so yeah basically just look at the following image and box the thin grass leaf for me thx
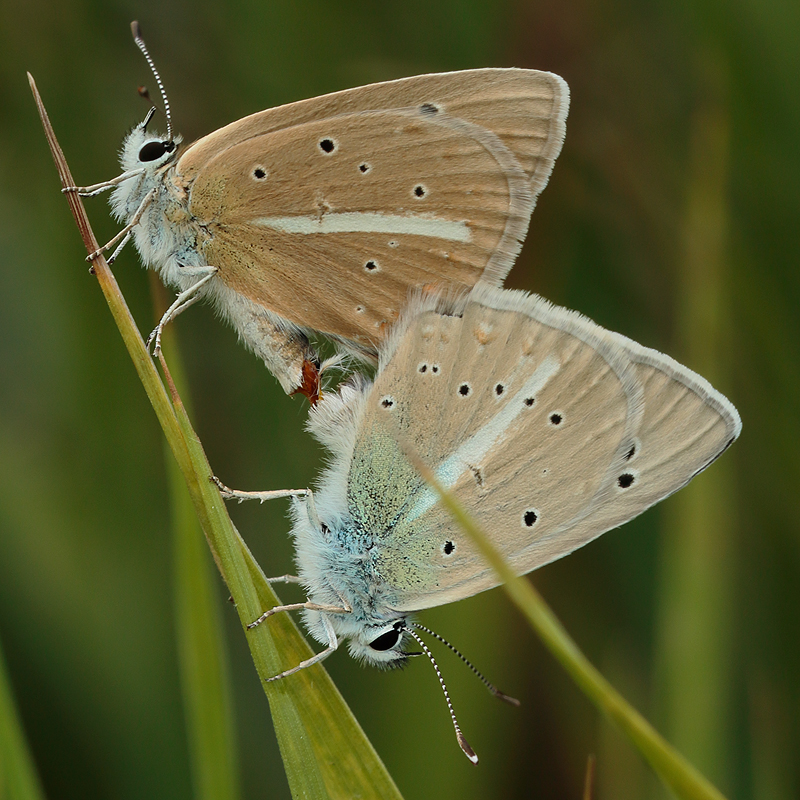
[152,278,241,800]
[29,74,403,800]
[166,381,241,800]
[408,455,728,800]
[654,45,736,791]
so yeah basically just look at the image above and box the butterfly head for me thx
[122,24,180,173]
[291,496,413,669]
[346,619,412,669]
[119,112,179,173]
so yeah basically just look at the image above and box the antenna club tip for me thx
[131,21,142,40]
[457,733,479,764]
[495,691,521,707]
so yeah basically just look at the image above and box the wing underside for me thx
[342,284,740,612]
[180,70,568,346]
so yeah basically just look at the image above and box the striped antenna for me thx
[404,626,479,764]
[411,622,520,706]
[130,21,173,141]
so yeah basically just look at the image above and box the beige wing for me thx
[548,331,741,549]
[345,285,644,611]
[178,70,568,349]
[178,69,568,195]
[352,287,739,612]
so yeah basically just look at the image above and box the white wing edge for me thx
[604,328,742,450]
[529,71,570,201]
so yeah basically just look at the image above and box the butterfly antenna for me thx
[411,623,520,707]
[130,21,173,142]
[403,627,478,764]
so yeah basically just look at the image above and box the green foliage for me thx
[1,1,798,798]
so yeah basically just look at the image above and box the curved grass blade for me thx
[410,456,728,800]
[29,73,403,800]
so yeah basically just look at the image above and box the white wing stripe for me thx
[253,212,472,242]
[407,356,560,521]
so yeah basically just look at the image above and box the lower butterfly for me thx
[219,283,741,761]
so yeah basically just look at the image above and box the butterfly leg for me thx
[146,267,218,356]
[264,574,303,584]
[62,167,146,197]
[256,604,342,683]
[212,476,308,504]
[266,648,338,682]
[84,187,157,265]
[247,600,351,630]
[263,613,341,682]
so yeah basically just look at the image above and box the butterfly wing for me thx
[552,331,742,544]
[342,285,739,613]
[178,68,567,199]
[345,285,645,610]
[177,69,568,350]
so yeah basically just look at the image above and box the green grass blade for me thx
[169,439,242,800]
[156,296,241,800]
[30,74,403,800]
[410,457,728,800]
[0,635,47,800]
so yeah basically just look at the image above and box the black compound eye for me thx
[138,140,173,162]
[369,628,401,651]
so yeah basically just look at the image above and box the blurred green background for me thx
[1,0,798,798]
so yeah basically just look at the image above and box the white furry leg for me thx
[63,167,146,197]
[266,646,338,682]
[260,612,341,682]
[246,600,351,630]
[86,187,156,263]
[212,476,309,504]
[147,267,218,355]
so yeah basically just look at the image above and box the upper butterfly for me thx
[70,22,568,401]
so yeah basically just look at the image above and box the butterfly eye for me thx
[369,628,401,651]
[138,140,174,162]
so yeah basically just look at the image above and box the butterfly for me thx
[223,282,741,760]
[70,22,569,402]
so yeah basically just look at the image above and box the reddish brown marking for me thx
[292,359,322,405]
